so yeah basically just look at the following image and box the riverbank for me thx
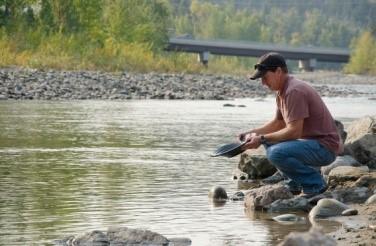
[1,68,376,100]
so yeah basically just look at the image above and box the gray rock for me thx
[244,184,293,211]
[328,165,369,184]
[344,115,376,168]
[71,230,109,246]
[365,194,376,205]
[321,155,360,176]
[232,168,248,181]
[330,187,371,203]
[238,152,276,179]
[341,208,358,216]
[168,237,192,246]
[107,227,169,245]
[334,119,347,145]
[278,227,336,246]
[208,186,228,201]
[272,214,305,224]
[267,196,311,213]
[309,198,350,219]
[230,191,245,201]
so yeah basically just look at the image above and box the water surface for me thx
[0,97,375,245]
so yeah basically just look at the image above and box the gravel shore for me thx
[0,68,376,100]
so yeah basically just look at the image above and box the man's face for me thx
[261,69,280,91]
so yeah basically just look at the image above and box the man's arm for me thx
[243,119,304,149]
[250,117,286,135]
[239,115,285,141]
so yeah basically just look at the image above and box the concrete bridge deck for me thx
[165,38,350,70]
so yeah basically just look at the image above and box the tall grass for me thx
[0,30,253,74]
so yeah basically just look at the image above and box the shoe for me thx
[298,185,327,199]
[261,171,284,184]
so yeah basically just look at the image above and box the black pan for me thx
[211,141,246,158]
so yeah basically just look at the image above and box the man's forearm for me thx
[249,119,285,135]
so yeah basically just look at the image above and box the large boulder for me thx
[344,115,376,168]
[278,227,336,246]
[238,148,276,179]
[244,184,293,211]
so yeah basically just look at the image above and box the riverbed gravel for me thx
[0,68,375,100]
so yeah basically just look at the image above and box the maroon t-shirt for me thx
[276,76,341,155]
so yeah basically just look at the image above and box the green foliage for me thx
[0,0,374,74]
[345,31,376,75]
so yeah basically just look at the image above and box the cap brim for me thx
[248,69,265,80]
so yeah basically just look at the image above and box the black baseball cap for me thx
[249,52,287,80]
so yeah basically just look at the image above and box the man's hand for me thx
[238,132,256,142]
[243,135,262,150]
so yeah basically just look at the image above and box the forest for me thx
[0,0,375,74]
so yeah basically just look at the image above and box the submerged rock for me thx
[272,214,305,223]
[278,227,336,246]
[208,186,228,201]
[54,227,191,246]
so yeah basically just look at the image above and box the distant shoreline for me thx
[0,67,375,100]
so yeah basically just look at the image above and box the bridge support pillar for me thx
[299,58,317,71]
[198,51,209,67]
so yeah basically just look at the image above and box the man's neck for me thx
[277,74,289,93]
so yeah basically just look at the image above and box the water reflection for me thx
[0,99,374,245]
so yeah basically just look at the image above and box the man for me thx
[239,52,341,198]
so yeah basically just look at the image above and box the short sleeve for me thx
[284,89,309,123]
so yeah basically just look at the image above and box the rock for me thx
[272,214,305,224]
[168,237,192,246]
[55,227,189,246]
[208,186,228,201]
[223,103,236,107]
[71,230,109,246]
[230,191,245,201]
[354,172,376,190]
[328,165,369,184]
[309,198,350,219]
[267,196,311,213]
[341,208,358,216]
[244,184,293,211]
[232,168,248,181]
[107,227,169,245]
[278,227,336,246]
[238,152,276,179]
[330,187,371,203]
[365,194,376,205]
[321,155,360,176]
[335,119,347,144]
[344,115,376,168]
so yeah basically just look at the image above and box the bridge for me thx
[165,38,350,71]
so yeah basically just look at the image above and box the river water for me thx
[0,97,375,245]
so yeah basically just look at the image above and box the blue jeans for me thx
[264,139,336,194]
